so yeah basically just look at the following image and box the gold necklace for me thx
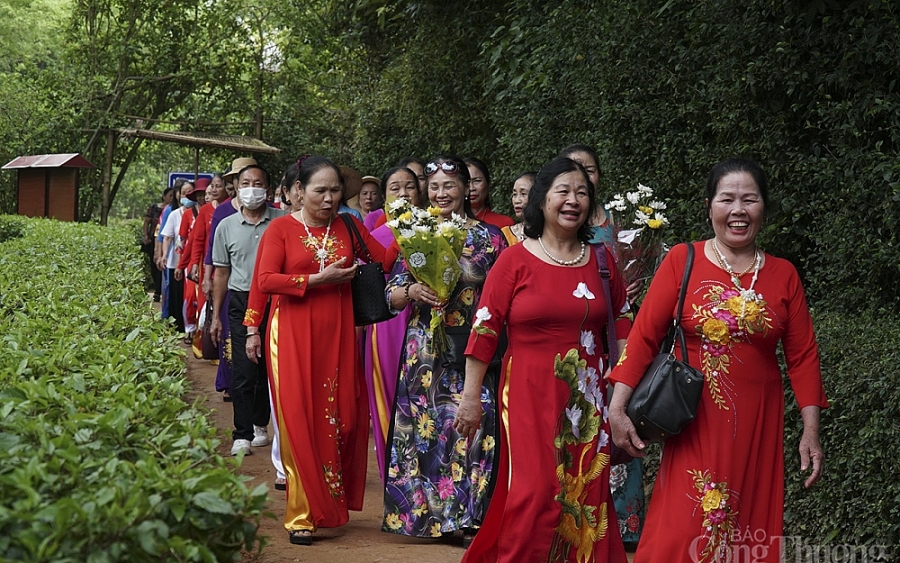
[711,239,758,278]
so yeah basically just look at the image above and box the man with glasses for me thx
[210,164,286,456]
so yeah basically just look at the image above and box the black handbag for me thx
[340,214,396,326]
[625,243,705,442]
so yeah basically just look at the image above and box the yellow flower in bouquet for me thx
[386,197,467,350]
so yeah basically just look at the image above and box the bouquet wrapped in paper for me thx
[606,183,670,287]
[385,197,467,350]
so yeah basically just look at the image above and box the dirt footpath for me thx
[183,351,464,563]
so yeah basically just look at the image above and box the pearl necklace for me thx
[299,210,333,272]
[538,237,586,266]
[711,238,761,319]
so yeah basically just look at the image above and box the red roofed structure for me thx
[2,153,95,221]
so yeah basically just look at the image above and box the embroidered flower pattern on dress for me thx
[243,307,261,325]
[324,373,344,447]
[323,464,344,498]
[289,275,306,289]
[692,282,773,409]
[688,469,739,563]
[302,233,343,268]
[550,348,611,562]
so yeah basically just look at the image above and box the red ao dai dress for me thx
[462,242,631,563]
[611,242,828,563]
[244,213,398,532]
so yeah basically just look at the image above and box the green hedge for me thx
[0,217,266,562]
[783,308,899,555]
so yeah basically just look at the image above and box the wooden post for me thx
[101,130,114,226]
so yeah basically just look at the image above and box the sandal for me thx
[275,477,286,491]
[462,528,476,549]
[223,392,232,403]
[289,530,312,545]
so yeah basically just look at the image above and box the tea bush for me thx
[0,217,266,562]
[0,214,25,242]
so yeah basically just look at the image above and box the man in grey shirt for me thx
[210,164,286,456]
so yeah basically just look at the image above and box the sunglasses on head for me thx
[424,161,460,177]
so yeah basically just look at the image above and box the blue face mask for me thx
[180,197,197,208]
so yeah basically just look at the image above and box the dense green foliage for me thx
[3,1,896,313]
[783,309,899,554]
[0,215,25,242]
[329,0,900,314]
[0,216,266,561]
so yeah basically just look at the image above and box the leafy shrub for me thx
[0,214,25,242]
[783,308,899,555]
[0,218,266,562]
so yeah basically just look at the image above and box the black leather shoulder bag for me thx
[625,243,705,442]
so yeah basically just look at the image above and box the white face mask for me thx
[239,187,267,210]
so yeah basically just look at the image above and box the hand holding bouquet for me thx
[605,183,670,287]
[386,198,468,350]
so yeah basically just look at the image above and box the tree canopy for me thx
[1,0,898,313]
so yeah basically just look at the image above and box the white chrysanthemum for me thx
[626,192,640,205]
[649,200,667,210]
[573,282,595,300]
[607,199,628,212]
[400,228,416,239]
[413,225,431,233]
[637,183,653,196]
[654,212,669,224]
[634,209,650,225]
[387,219,400,229]
[388,199,408,213]
[408,252,427,268]
[449,213,467,228]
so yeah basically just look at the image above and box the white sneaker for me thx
[231,439,252,456]
[251,425,270,447]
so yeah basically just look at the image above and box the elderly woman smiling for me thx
[608,157,828,563]
[382,156,506,547]
[455,156,631,563]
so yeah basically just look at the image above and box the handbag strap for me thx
[339,213,375,263]
[591,244,619,368]
[672,242,695,362]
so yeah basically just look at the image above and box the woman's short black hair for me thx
[463,156,492,209]
[523,157,596,242]
[379,166,419,202]
[426,155,474,219]
[295,156,343,191]
[397,156,425,169]
[558,143,600,172]
[705,157,770,220]
[514,171,537,186]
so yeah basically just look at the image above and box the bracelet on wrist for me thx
[247,332,259,338]
[404,283,413,302]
